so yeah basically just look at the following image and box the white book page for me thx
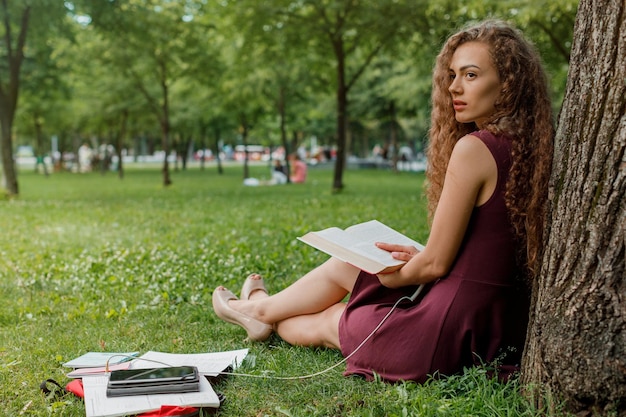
[298,220,424,273]
[344,220,424,261]
[345,220,424,249]
[312,227,365,248]
[133,349,249,376]
[301,226,398,267]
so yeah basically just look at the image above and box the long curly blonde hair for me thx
[426,20,555,278]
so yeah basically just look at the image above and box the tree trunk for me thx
[522,0,626,415]
[389,101,399,173]
[212,126,223,175]
[0,3,30,196]
[240,116,250,180]
[332,39,347,193]
[115,110,128,180]
[161,121,172,186]
[278,85,290,181]
[0,111,18,195]
[198,121,207,171]
[159,62,172,187]
[33,114,48,176]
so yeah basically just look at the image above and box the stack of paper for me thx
[80,349,248,417]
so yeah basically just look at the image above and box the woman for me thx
[288,153,308,183]
[212,20,554,382]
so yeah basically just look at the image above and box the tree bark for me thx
[332,37,347,193]
[522,0,626,415]
[0,108,18,194]
[0,2,30,196]
[239,115,250,180]
[160,120,172,186]
[33,113,48,176]
[212,125,224,175]
[157,60,171,186]
[115,110,128,180]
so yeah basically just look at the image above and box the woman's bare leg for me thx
[230,257,359,329]
[274,303,346,349]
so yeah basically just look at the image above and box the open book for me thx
[297,220,425,274]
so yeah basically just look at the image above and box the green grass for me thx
[0,163,554,416]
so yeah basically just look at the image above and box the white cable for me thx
[220,284,425,380]
[105,355,173,372]
[103,286,426,380]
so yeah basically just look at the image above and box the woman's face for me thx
[448,41,501,127]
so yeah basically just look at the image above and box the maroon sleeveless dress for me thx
[338,130,529,382]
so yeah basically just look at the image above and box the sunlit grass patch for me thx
[0,165,556,416]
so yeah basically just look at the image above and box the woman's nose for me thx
[448,77,460,94]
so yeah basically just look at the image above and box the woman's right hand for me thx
[375,242,420,262]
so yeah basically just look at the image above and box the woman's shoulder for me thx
[467,129,504,141]
[457,131,512,177]
[451,135,495,171]
[454,130,491,152]
[467,129,512,145]
[465,130,512,158]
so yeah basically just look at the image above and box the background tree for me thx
[522,0,625,414]
[0,0,68,195]
[4,0,577,194]
[82,0,213,187]
[351,53,423,168]
[218,35,270,180]
[14,26,73,177]
[69,25,146,177]
[238,0,425,192]
[228,2,319,181]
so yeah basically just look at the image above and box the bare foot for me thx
[241,273,269,300]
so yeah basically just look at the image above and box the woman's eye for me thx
[466,72,477,79]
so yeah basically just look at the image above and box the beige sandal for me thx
[212,287,273,342]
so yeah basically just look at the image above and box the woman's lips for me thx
[453,100,467,111]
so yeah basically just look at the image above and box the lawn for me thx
[0,163,554,416]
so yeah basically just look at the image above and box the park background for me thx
[0,0,576,194]
[6,1,624,417]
